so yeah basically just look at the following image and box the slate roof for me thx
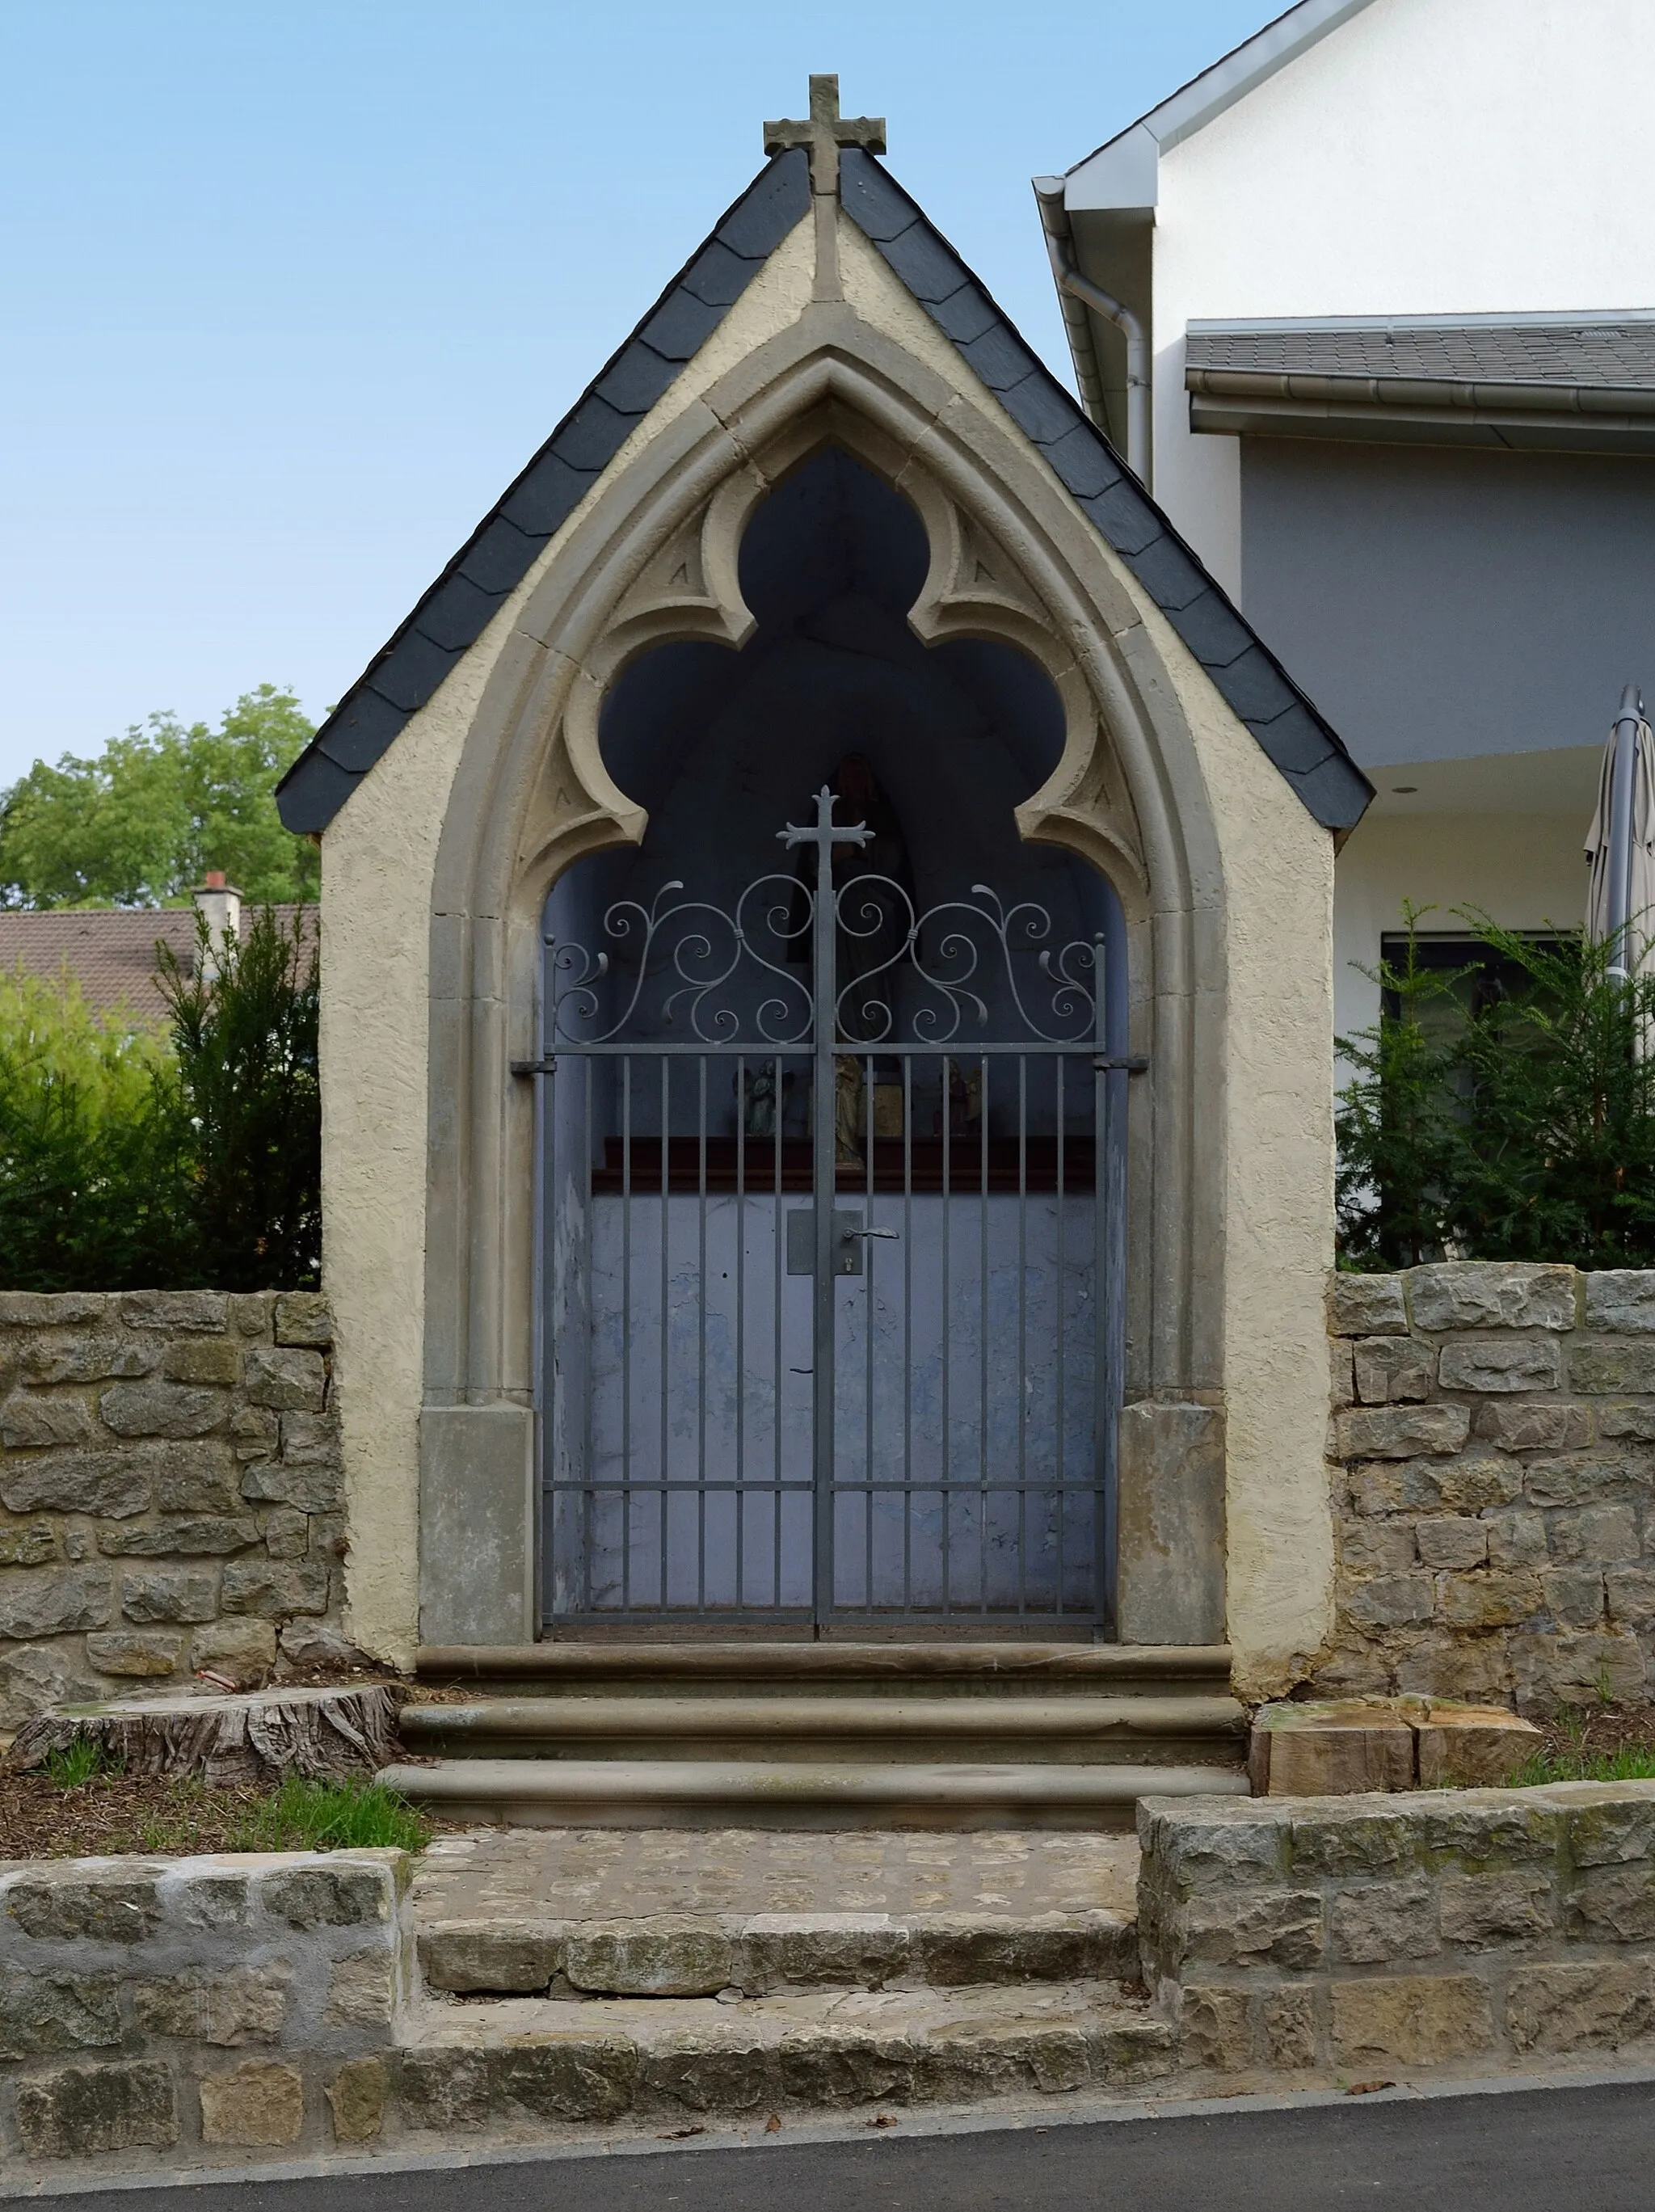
[0,907,315,1026]
[1186,320,1655,390]
[277,146,1371,838]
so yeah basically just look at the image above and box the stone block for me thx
[1599,1403,1655,1442]
[119,1291,227,1332]
[491,2034,638,2121]
[260,1861,392,1928]
[263,1508,310,1560]
[0,1642,86,1729]
[1586,1273,1655,1334]
[1330,1338,1355,1410]
[245,1346,326,1412]
[566,1915,734,1995]
[1572,1341,1655,1395]
[1252,1704,1416,1796]
[6,1869,162,1942]
[420,1923,563,1993]
[275,1293,333,1348]
[99,1515,261,1557]
[1507,1961,1655,2053]
[327,2057,386,2142]
[1551,1504,1640,1562]
[0,1387,95,1447]
[1567,1861,1655,1941]
[1337,1405,1470,1461]
[1116,1401,1226,1643]
[86,1630,181,1677]
[0,1564,112,1638]
[199,2060,305,2147]
[1352,1452,1521,1514]
[1606,1567,1655,1625]
[1289,1805,1417,1879]
[1526,1452,1654,1506]
[734,1914,909,1991]
[396,2046,494,2130]
[0,1292,105,1325]
[1474,1401,1581,1451]
[326,1953,398,2026]
[1139,1802,1291,1889]
[1260,1984,1319,2070]
[0,1519,58,1565]
[279,1620,364,1666]
[0,1974,121,2058]
[100,1380,229,1439]
[1178,1889,1324,1971]
[220,1557,331,1616]
[1407,1264,1576,1333]
[152,1443,242,1513]
[777,2027,916,2106]
[16,2060,178,2158]
[1394,1635,1515,1706]
[643,2029,774,2113]
[162,1338,242,1387]
[1175,1984,1254,2072]
[1438,1339,1561,1393]
[277,1409,342,1464]
[1338,1520,1417,1573]
[1439,1871,1555,1949]
[120,1567,217,1624]
[1341,1573,1436,1631]
[1413,1709,1541,1788]
[1413,1517,1488,1569]
[1542,1569,1607,1626]
[1511,1627,1647,1713]
[1329,1275,1408,1336]
[231,1406,280,1460]
[192,1617,278,1677]
[19,1330,159,1384]
[229,1291,278,1337]
[1329,1876,1440,1964]
[1354,1338,1435,1405]
[0,1443,144,1520]
[1562,1790,1655,1866]
[241,1459,343,1513]
[168,1870,253,1929]
[134,1968,287,2046]
[1484,1509,1550,1566]
[1329,1974,1495,2067]
[1440,1569,1542,1628]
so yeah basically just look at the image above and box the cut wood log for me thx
[4,1683,406,1788]
[1249,1701,1416,1796]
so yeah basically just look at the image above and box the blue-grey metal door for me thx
[531,790,1126,1631]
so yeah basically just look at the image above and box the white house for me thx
[1038,0,1655,1047]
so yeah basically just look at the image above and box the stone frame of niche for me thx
[416,301,1228,1650]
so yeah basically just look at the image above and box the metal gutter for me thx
[1186,362,1655,452]
[1034,185,1148,479]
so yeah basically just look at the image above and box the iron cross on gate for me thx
[763,74,886,194]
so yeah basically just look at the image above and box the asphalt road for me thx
[29,2083,1655,2212]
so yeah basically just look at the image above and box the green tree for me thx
[0,685,318,909]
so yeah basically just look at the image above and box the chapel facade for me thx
[276,82,1371,1703]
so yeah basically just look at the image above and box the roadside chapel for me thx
[277,82,1372,1704]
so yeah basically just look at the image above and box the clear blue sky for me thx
[1,0,1274,789]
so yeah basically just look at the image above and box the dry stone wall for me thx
[0,1848,408,2162]
[1140,1784,1655,2078]
[1320,1264,1655,1713]
[0,1292,347,1726]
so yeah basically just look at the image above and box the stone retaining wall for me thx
[1320,1263,1655,1712]
[0,1848,408,2161]
[0,1291,347,1725]
[1140,1783,1655,2078]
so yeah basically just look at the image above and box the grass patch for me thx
[1514,1743,1655,1787]
[44,1738,119,1789]
[225,1773,432,1854]
[1510,1702,1655,1787]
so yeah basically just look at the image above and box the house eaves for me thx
[1059,0,1381,214]
[1187,313,1655,454]
[278,145,1372,840]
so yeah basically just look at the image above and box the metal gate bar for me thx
[532,790,1134,1630]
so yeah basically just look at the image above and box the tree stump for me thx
[5,1683,406,1788]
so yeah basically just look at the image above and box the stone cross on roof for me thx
[764,74,886,195]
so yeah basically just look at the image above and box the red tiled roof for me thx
[0,905,316,1026]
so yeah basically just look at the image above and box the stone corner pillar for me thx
[1115,1400,1226,1645]
[418,1405,536,1646]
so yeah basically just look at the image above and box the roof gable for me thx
[1059,0,1382,213]
[279,139,1370,838]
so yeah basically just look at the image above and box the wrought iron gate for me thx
[531,791,1128,1630]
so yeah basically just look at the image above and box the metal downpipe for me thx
[1607,681,1643,984]
[1038,225,1151,484]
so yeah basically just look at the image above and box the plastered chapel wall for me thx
[319,219,817,1666]
[839,221,1338,1692]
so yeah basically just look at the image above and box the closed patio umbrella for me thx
[1586,683,1655,987]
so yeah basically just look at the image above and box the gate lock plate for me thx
[785,1208,898,1276]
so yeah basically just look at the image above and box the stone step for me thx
[400,1692,1246,1765]
[396,1980,1177,2129]
[380,1755,1249,1830]
[418,1906,1139,1996]
[415,1641,1233,1700]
